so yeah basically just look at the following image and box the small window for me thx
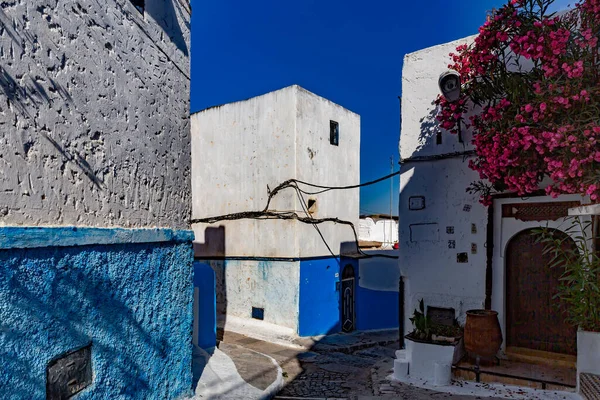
[330,120,339,146]
[251,307,264,320]
[130,0,144,14]
[436,131,442,145]
[307,198,317,214]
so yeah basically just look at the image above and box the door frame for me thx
[341,264,356,333]
[491,195,587,354]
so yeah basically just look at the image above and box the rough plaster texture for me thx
[0,237,194,399]
[0,0,191,228]
[210,259,300,331]
[192,85,360,259]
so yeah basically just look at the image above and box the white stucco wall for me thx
[359,218,398,244]
[400,36,590,348]
[208,259,300,330]
[399,37,485,332]
[295,86,360,258]
[191,85,360,258]
[0,0,191,229]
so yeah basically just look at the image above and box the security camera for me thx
[438,70,461,102]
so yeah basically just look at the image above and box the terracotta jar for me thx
[464,309,503,358]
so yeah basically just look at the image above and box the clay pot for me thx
[464,309,503,358]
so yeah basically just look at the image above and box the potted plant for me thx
[403,299,465,382]
[535,217,600,393]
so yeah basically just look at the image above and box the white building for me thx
[399,36,587,365]
[191,85,361,336]
[359,215,399,247]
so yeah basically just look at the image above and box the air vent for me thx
[251,307,264,320]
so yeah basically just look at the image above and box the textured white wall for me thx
[358,218,398,244]
[0,0,191,228]
[399,37,487,332]
[295,86,360,258]
[192,85,360,258]
[219,260,300,330]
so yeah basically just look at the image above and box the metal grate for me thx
[581,373,600,400]
[501,201,580,222]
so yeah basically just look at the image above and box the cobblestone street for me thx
[219,331,502,400]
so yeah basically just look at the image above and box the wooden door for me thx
[506,228,577,355]
[341,265,355,333]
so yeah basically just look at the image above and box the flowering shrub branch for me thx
[436,0,600,205]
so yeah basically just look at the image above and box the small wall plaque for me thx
[409,196,426,211]
[457,252,468,263]
[47,344,92,400]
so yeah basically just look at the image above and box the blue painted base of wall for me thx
[355,286,399,331]
[298,258,340,337]
[193,261,217,349]
[0,232,194,400]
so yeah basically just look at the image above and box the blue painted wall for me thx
[355,286,399,331]
[298,258,340,336]
[193,261,216,349]
[0,233,194,399]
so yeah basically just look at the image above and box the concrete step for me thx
[505,346,577,369]
[452,356,576,391]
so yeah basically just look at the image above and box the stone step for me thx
[452,357,576,391]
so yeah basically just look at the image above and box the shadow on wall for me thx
[0,0,189,190]
[0,242,193,399]
[192,226,226,390]
[145,0,190,56]
[399,99,483,331]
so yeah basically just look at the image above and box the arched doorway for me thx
[341,265,355,333]
[505,228,577,355]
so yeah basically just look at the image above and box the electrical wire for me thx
[190,171,401,259]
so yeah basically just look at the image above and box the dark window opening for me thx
[330,120,339,146]
[130,0,144,14]
[307,198,317,214]
[251,307,264,320]
[436,131,442,145]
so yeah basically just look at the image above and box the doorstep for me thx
[453,354,577,391]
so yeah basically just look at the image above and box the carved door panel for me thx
[506,229,577,355]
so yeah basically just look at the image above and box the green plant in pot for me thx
[408,299,463,343]
[409,299,432,341]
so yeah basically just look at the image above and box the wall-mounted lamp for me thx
[438,70,461,102]
[438,70,464,143]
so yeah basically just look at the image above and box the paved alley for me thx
[217,331,506,400]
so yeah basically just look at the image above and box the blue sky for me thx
[190,0,572,216]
